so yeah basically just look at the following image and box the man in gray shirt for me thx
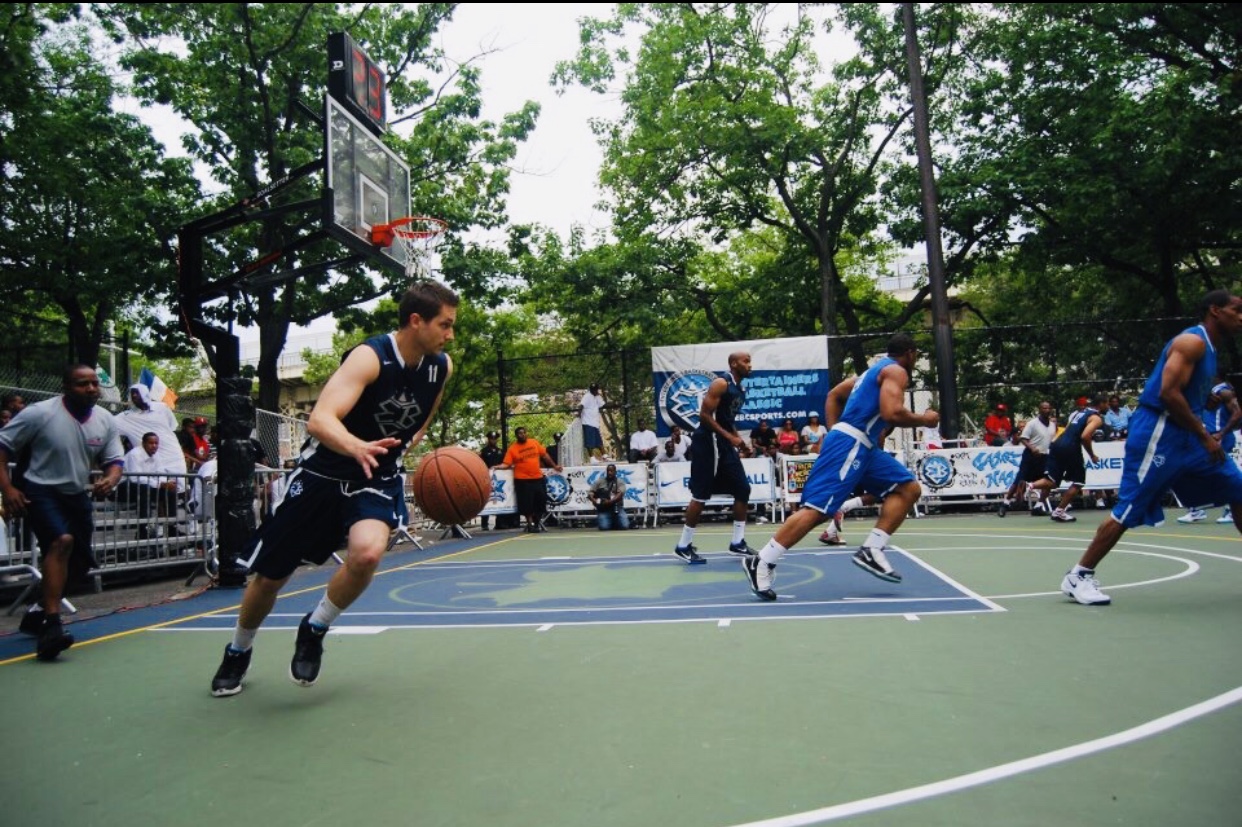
[0,365,124,660]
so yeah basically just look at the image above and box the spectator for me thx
[801,414,827,453]
[116,383,186,499]
[628,419,660,464]
[2,393,27,417]
[984,403,1013,447]
[667,425,691,461]
[652,439,680,465]
[478,431,503,530]
[750,419,778,459]
[1103,395,1132,440]
[0,365,124,661]
[179,416,211,471]
[0,409,10,428]
[116,432,178,539]
[578,384,606,456]
[588,463,631,531]
[777,418,802,454]
[496,426,562,533]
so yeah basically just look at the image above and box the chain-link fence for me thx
[498,348,653,466]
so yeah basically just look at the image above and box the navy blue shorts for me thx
[23,482,95,563]
[1043,445,1086,486]
[688,429,749,503]
[582,424,603,451]
[241,468,407,580]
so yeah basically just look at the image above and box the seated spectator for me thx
[628,419,660,463]
[1103,395,1132,440]
[801,414,827,453]
[667,425,691,461]
[653,439,680,465]
[984,403,1013,447]
[750,419,778,459]
[588,463,630,531]
[116,432,179,539]
[777,418,802,454]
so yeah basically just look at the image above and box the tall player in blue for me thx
[745,334,939,600]
[1061,290,1242,606]
[673,351,755,564]
[210,281,457,696]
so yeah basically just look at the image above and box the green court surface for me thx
[2,511,1240,827]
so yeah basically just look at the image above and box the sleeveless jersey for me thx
[300,333,448,480]
[1052,407,1100,453]
[1138,324,1216,417]
[838,356,898,445]
[699,372,745,439]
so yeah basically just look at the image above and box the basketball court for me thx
[3,511,1240,827]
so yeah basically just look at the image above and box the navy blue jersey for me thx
[700,372,746,438]
[1052,407,1101,453]
[300,333,449,480]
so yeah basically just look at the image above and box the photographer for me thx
[589,464,630,531]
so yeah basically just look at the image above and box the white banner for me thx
[909,441,1127,497]
[651,336,829,437]
[480,464,649,516]
[653,457,777,506]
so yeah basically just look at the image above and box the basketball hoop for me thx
[370,216,448,279]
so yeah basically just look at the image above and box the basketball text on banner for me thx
[651,336,830,438]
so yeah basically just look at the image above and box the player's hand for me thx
[1201,432,1226,463]
[92,475,118,499]
[354,437,402,479]
[1,484,28,518]
[922,410,941,427]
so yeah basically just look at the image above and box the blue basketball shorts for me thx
[798,431,913,515]
[242,467,407,580]
[1111,406,1242,528]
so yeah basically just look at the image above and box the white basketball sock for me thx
[759,539,787,566]
[309,596,343,629]
[863,528,891,549]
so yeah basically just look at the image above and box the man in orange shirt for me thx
[496,426,563,533]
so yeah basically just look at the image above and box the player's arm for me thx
[1220,389,1242,437]
[699,377,742,449]
[1079,414,1103,463]
[539,447,562,473]
[0,445,27,517]
[1158,333,1223,461]
[92,424,125,498]
[824,376,858,427]
[878,364,939,429]
[307,345,400,479]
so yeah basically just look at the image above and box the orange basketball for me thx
[412,446,492,526]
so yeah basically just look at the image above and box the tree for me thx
[98,3,539,411]
[553,4,949,375]
[0,14,200,368]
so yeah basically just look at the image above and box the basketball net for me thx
[370,216,448,279]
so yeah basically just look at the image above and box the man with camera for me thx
[589,464,631,530]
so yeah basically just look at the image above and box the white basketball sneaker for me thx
[1061,570,1111,606]
[1216,506,1233,524]
[1177,508,1207,524]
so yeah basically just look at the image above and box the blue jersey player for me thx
[1062,290,1242,606]
[211,281,457,696]
[744,334,939,600]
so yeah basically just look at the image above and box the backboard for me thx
[324,94,412,275]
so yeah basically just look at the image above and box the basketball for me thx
[412,446,492,526]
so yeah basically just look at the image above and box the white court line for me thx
[536,624,553,632]
[903,614,919,622]
[722,685,1242,827]
[718,619,731,627]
